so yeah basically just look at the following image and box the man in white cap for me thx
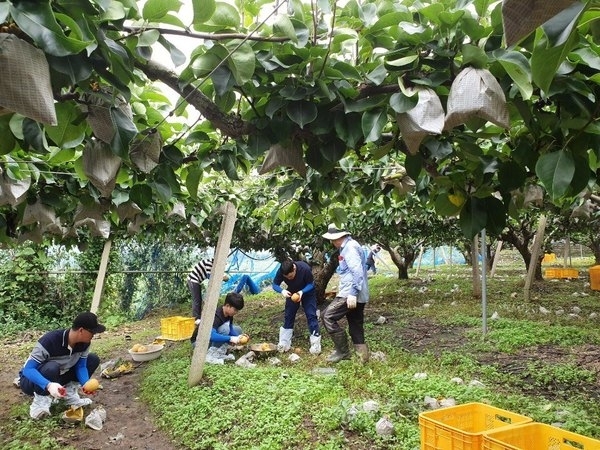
[321,224,370,363]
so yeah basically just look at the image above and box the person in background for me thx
[271,260,321,354]
[187,257,230,344]
[366,244,381,274]
[321,224,370,364]
[187,257,214,323]
[18,312,105,419]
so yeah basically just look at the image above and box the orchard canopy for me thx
[1,0,600,245]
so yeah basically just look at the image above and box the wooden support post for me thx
[472,235,481,298]
[90,239,112,314]
[188,202,237,386]
[489,240,503,278]
[524,215,547,301]
[415,246,424,277]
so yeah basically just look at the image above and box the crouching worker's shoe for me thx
[30,393,52,419]
[64,382,92,408]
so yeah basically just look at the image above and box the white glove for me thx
[47,382,65,398]
[346,295,357,309]
[230,335,241,344]
[281,289,292,298]
[194,318,201,325]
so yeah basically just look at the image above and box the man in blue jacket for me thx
[18,312,105,419]
[322,224,370,363]
[272,260,321,354]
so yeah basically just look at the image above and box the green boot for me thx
[326,331,351,363]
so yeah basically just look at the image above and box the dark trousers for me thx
[20,353,100,396]
[322,296,366,344]
[283,297,320,335]
[188,280,203,319]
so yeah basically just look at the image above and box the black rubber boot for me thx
[326,331,351,363]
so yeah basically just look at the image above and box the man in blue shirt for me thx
[272,260,321,354]
[322,224,370,363]
[18,312,105,419]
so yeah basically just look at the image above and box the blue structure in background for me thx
[420,246,466,266]
[220,249,279,295]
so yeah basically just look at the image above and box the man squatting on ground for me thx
[18,312,105,419]
[322,224,370,363]
[271,259,321,354]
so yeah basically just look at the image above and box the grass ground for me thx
[2,252,600,449]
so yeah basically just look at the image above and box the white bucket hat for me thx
[322,223,350,240]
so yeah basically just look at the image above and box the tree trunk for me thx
[501,227,544,281]
[312,249,339,304]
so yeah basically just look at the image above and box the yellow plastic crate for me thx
[542,253,557,264]
[589,266,600,291]
[545,268,579,279]
[160,316,195,341]
[483,422,600,450]
[419,403,532,450]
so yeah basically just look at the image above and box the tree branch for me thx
[123,26,289,42]
[137,60,254,139]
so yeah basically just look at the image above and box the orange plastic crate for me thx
[160,316,195,340]
[419,403,532,450]
[483,422,600,450]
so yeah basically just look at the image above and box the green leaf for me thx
[218,152,240,180]
[110,107,138,158]
[130,183,153,209]
[157,35,186,67]
[47,147,76,165]
[531,23,579,93]
[535,150,575,200]
[461,44,488,68]
[225,40,255,85]
[459,197,487,239]
[207,1,240,29]
[273,14,297,42]
[9,1,91,56]
[493,50,533,100]
[192,0,215,24]
[362,108,388,143]
[541,2,585,47]
[46,103,86,149]
[46,54,94,83]
[142,0,181,22]
[0,3,9,22]
[389,92,418,114]
[0,116,16,155]
[185,166,202,200]
[286,101,317,129]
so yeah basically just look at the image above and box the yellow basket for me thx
[589,266,600,291]
[483,422,600,450]
[542,253,556,264]
[160,316,195,341]
[419,403,532,450]
[545,268,579,279]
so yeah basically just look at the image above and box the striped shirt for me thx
[187,258,213,284]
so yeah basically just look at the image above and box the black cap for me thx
[73,312,106,334]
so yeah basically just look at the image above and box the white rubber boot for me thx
[64,382,92,407]
[277,327,293,352]
[309,333,322,355]
[30,393,52,419]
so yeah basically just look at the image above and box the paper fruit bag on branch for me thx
[82,140,122,198]
[502,0,578,46]
[444,67,509,131]
[0,34,57,125]
[396,87,445,155]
